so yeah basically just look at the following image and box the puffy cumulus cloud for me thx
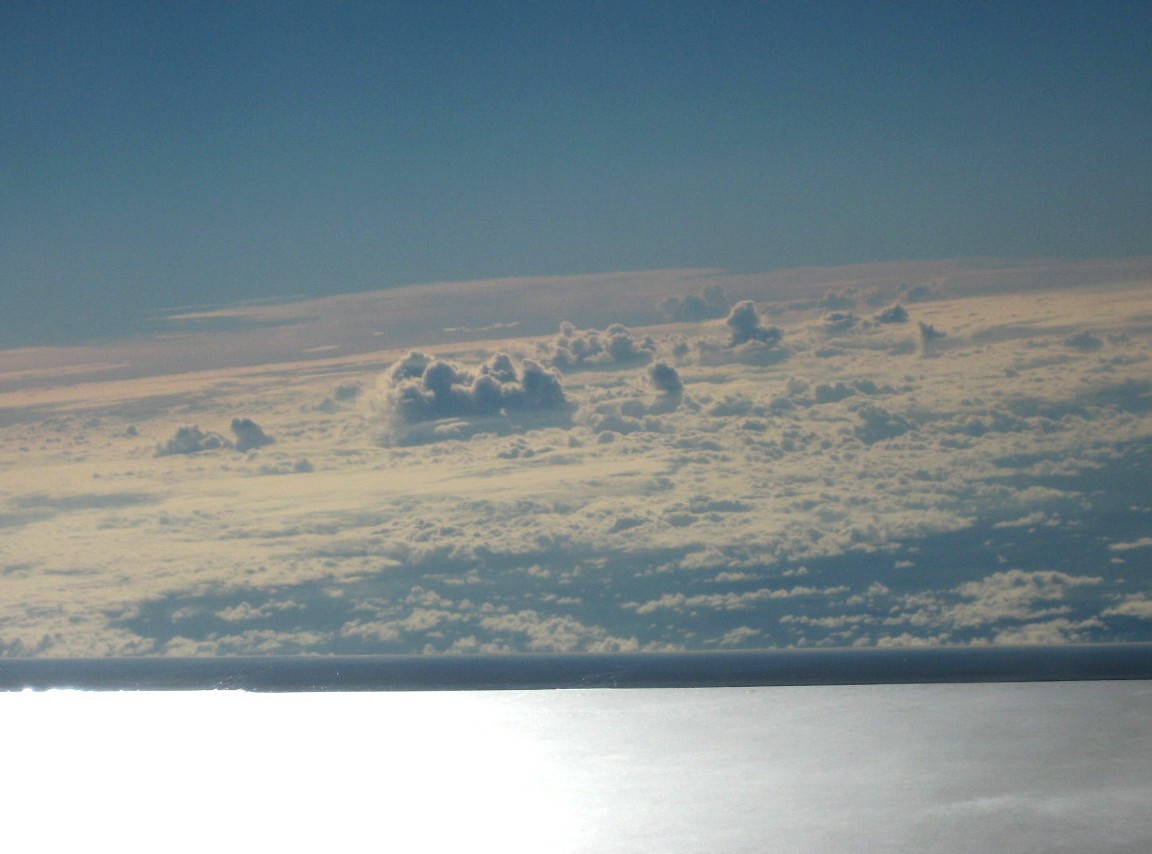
[396,352,565,420]
[542,322,655,371]
[576,367,700,434]
[853,403,915,444]
[155,425,230,457]
[377,351,570,443]
[156,418,274,457]
[162,628,329,656]
[659,284,730,322]
[583,396,665,436]
[474,610,642,653]
[256,457,315,475]
[991,617,1104,645]
[947,570,1103,628]
[880,570,1107,643]
[231,418,275,452]
[871,632,952,647]
[648,362,683,396]
[821,311,858,333]
[1103,595,1152,619]
[874,304,909,324]
[685,301,787,366]
[726,301,781,347]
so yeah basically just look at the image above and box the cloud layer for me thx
[1,267,1150,656]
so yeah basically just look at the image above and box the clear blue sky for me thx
[3,0,1150,345]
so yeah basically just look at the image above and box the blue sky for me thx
[3,0,1150,345]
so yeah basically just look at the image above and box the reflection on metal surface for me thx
[7,681,1151,851]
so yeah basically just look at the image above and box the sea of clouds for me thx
[1,271,1150,656]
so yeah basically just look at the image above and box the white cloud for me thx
[992,618,1103,645]
[476,610,643,653]
[541,322,655,370]
[1102,597,1152,619]
[626,586,849,615]
[1109,537,1152,552]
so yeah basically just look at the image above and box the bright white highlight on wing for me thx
[5,682,1151,851]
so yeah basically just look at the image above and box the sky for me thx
[3,0,1151,346]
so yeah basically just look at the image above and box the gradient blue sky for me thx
[3,1,1150,345]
